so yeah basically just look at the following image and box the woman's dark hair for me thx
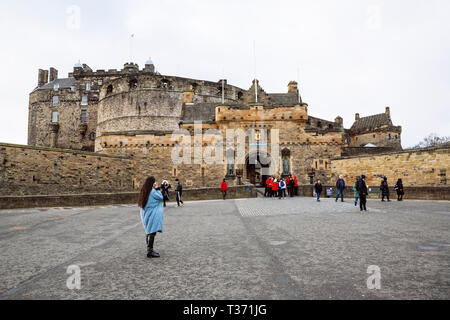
[138,176,156,209]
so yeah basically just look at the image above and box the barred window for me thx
[52,96,59,107]
[52,111,58,123]
[81,110,87,123]
[81,96,88,106]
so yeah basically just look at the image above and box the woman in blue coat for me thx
[138,176,164,258]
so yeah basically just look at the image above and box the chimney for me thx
[49,67,58,82]
[385,106,391,118]
[335,116,343,128]
[38,69,49,87]
[355,113,360,121]
[288,81,298,94]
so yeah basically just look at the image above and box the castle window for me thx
[86,82,91,91]
[389,133,392,140]
[161,79,170,88]
[89,133,96,141]
[53,83,59,91]
[129,79,138,89]
[81,96,88,106]
[238,92,243,100]
[373,134,376,138]
[52,111,58,123]
[317,121,322,129]
[70,86,76,92]
[52,96,59,107]
[81,110,87,123]
[107,85,113,94]
[328,124,333,129]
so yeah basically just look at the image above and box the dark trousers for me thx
[279,189,286,199]
[289,187,295,197]
[382,194,390,201]
[360,195,367,211]
[264,187,270,197]
[272,190,278,198]
[176,192,183,206]
[222,190,227,200]
[336,189,344,201]
[397,192,403,201]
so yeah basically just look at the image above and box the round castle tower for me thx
[95,61,243,152]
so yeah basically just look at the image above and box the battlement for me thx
[215,104,308,122]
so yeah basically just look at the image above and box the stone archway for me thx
[245,152,271,186]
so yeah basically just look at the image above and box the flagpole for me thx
[297,67,300,103]
[130,34,134,62]
[253,40,258,103]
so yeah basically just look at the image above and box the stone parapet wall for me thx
[331,146,449,187]
[0,186,256,209]
[298,185,450,200]
[0,143,134,196]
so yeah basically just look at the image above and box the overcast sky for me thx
[0,0,449,148]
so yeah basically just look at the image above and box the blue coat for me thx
[140,189,164,235]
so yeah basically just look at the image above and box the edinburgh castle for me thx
[0,60,447,208]
[27,61,403,185]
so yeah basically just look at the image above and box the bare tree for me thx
[413,133,450,149]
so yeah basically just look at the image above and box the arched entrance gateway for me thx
[245,152,271,186]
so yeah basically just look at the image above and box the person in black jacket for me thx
[394,179,404,201]
[335,175,346,202]
[380,177,391,202]
[161,180,171,207]
[357,175,368,212]
[175,179,184,207]
[314,180,323,202]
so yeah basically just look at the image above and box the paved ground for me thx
[0,196,449,300]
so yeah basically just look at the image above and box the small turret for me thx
[288,81,298,94]
[335,116,343,128]
[355,113,360,121]
[144,58,155,73]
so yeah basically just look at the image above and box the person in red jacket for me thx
[265,176,273,197]
[271,179,279,198]
[220,178,228,200]
[294,176,299,196]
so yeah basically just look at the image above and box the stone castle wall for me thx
[28,86,98,151]
[0,143,134,196]
[331,146,450,187]
[349,130,402,150]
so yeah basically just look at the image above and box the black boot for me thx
[147,234,160,258]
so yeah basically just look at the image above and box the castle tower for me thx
[144,58,155,74]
